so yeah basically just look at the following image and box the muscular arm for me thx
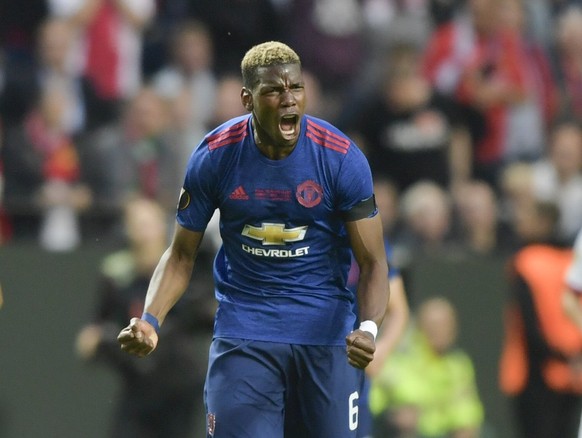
[347,214,390,326]
[345,214,390,368]
[143,224,204,323]
[117,223,204,357]
[365,275,409,378]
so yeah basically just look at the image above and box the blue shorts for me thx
[357,377,373,438]
[204,338,365,438]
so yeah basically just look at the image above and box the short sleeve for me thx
[336,145,376,218]
[176,145,218,231]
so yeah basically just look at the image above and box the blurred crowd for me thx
[3,0,582,437]
[1,0,582,257]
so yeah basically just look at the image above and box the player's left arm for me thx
[366,275,409,377]
[345,214,390,369]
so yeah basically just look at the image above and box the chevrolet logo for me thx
[242,223,307,245]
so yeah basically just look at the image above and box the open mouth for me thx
[279,114,299,137]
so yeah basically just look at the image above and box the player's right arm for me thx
[117,223,205,357]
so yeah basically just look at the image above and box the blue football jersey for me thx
[177,114,376,346]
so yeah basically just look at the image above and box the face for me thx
[418,299,457,355]
[126,90,168,137]
[175,31,212,73]
[551,124,582,177]
[242,63,306,150]
[125,199,167,247]
[39,21,72,70]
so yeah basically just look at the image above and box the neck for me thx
[253,125,295,160]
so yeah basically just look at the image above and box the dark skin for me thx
[118,62,389,369]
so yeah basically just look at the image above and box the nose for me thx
[280,88,296,107]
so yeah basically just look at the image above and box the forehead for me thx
[255,63,303,85]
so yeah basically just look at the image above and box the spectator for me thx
[499,200,582,438]
[498,162,535,227]
[453,179,516,256]
[79,86,181,219]
[373,177,402,242]
[284,0,367,117]
[49,0,156,105]
[370,296,484,438]
[1,81,92,249]
[423,0,540,189]
[398,180,456,255]
[499,0,559,151]
[347,43,472,193]
[531,118,582,244]
[75,196,216,438]
[0,16,116,132]
[361,0,431,53]
[551,6,582,122]
[151,20,217,167]
[34,18,113,132]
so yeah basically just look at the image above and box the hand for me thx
[117,317,159,357]
[75,324,103,360]
[346,329,375,369]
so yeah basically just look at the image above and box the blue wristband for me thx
[141,312,160,333]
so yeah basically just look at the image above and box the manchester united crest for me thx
[296,180,323,208]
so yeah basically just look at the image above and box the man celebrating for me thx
[118,41,389,437]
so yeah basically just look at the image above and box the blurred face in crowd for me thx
[213,75,245,125]
[550,123,582,180]
[500,163,534,210]
[384,52,429,111]
[456,181,498,232]
[125,89,169,138]
[403,183,451,245]
[242,63,306,154]
[512,202,556,243]
[499,0,526,32]
[124,198,167,249]
[469,0,501,35]
[38,19,73,72]
[302,69,323,117]
[174,26,213,75]
[418,298,458,355]
[374,179,399,234]
[557,8,582,55]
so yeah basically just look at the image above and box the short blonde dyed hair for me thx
[241,41,301,88]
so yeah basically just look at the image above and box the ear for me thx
[241,87,253,112]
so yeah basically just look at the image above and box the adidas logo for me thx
[229,185,249,200]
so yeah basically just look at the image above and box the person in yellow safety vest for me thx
[370,297,484,438]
